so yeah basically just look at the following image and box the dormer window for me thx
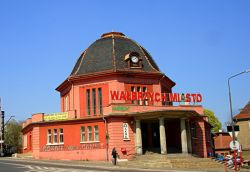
[124,52,142,68]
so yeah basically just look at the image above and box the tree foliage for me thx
[204,109,222,132]
[4,119,22,152]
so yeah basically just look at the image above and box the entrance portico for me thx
[134,110,198,155]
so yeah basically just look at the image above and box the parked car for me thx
[216,155,225,161]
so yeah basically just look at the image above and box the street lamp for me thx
[228,69,250,170]
[228,69,250,121]
[228,69,250,142]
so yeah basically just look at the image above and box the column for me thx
[159,117,167,154]
[186,119,192,153]
[180,118,188,154]
[135,119,142,155]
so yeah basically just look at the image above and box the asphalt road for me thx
[1,158,240,172]
[0,159,120,172]
[0,158,178,172]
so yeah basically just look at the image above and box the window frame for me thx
[98,88,102,114]
[53,129,58,144]
[87,126,92,141]
[59,128,64,144]
[94,125,99,141]
[80,126,85,142]
[92,88,96,115]
[47,129,52,144]
[143,87,148,106]
[86,89,91,116]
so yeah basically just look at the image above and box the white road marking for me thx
[0,161,110,172]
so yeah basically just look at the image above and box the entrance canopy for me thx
[104,104,204,119]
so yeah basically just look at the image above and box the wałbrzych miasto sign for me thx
[110,91,202,103]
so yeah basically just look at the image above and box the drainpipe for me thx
[103,116,109,161]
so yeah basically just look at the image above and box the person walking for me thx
[111,147,118,165]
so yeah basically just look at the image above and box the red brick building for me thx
[213,131,232,156]
[22,32,213,160]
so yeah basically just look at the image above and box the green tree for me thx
[204,109,222,132]
[4,119,22,153]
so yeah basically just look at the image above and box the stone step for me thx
[126,154,226,170]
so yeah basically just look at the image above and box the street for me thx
[0,159,116,172]
[1,158,245,172]
[0,158,180,172]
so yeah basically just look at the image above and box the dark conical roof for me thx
[70,32,160,76]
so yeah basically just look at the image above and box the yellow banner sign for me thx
[44,112,68,121]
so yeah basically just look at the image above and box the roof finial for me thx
[101,32,125,38]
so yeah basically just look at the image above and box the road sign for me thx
[227,125,240,138]
[230,140,240,150]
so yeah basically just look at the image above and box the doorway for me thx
[141,120,160,154]
[165,119,182,153]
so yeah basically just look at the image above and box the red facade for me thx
[22,32,213,161]
[213,132,232,156]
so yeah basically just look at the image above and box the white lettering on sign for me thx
[123,123,129,140]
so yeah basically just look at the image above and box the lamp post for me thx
[228,69,250,170]
[0,115,15,156]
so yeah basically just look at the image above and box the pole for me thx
[228,78,236,145]
[234,150,237,171]
[0,99,2,156]
[228,69,250,171]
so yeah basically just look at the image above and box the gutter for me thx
[102,116,109,161]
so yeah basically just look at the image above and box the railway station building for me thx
[22,32,213,160]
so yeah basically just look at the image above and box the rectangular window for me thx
[53,129,58,143]
[143,87,148,106]
[59,128,64,143]
[86,89,90,115]
[47,129,52,144]
[81,126,85,142]
[92,88,96,115]
[94,125,99,141]
[131,86,136,104]
[87,126,92,141]
[137,87,142,105]
[98,88,102,114]
[23,134,27,149]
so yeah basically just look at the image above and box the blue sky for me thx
[0,1,249,128]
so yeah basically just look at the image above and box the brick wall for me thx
[192,118,207,157]
[107,117,135,160]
